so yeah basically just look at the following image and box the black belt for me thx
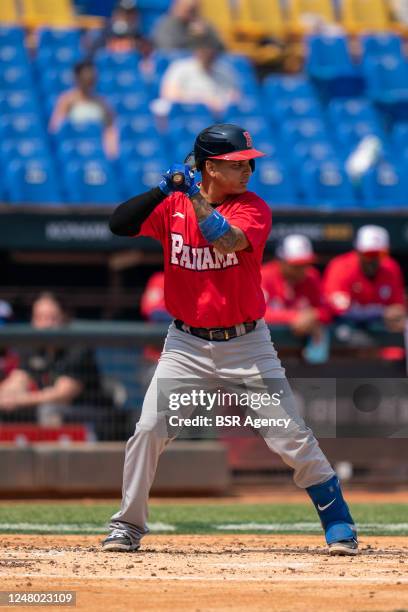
[174,319,257,342]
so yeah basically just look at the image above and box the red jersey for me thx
[137,191,272,327]
[322,251,405,317]
[261,260,331,324]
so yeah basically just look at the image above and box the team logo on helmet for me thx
[243,131,253,148]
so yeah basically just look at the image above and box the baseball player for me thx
[323,225,406,333]
[102,124,358,555]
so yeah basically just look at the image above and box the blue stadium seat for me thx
[365,56,408,105]
[225,114,272,139]
[391,123,408,150]
[361,161,407,208]
[362,34,403,64]
[0,26,24,47]
[327,98,378,126]
[97,70,146,94]
[40,68,74,94]
[121,136,167,163]
[292,140,337,165]
[36,46,82,69]
[118,114,157,141]
[6,158,61,204]
[251,159,298,207]
[120,159,169,199]
[169,102,213,120]
[300,161,356,208]
[1,138,49,162]
[169,115,213,141]
[306,35,358,79]
[335,121,383,153]
[0,66,33,90]
[270,97,322,123]
[281,118,326,147]
[0,91,39,115]
[57,139,106,164]
[38,28,81,50]
[64,159,120,205]
[108,91,151,116]
[226,94,262,117]
[56,121,103,142]
[263,75,316,101]
[252,139,285,160]
[0,114,45,140]
[0,44,29,66]
[95,50,140,72]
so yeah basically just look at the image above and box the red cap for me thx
[209,149,265,161]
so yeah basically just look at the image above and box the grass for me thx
[0,502,407,535]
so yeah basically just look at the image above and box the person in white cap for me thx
[261,234,331,337]
[323,225,406,332]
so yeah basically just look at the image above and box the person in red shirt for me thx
[103,123,357,556]
[323,225,406,333]
[262,234,331,337]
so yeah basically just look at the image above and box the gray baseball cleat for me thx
[102,528,140,552]
[328,537,359,556]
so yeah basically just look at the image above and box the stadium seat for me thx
[1,138,49,162]
[226,94,262,117]
[169,103,213,120]
[57,139,106,164]
[292,140,337,165]
[225,114,272,139]
[109,92,151,116]
[97,70,146,95]
[365,56,408,105]
[281,118,327,147]
[306,35,359,80]
[341,0,391,33]
[0,113,45,140]
[170,115,216,141]
[0,44,29,66]
[300,161,356,207]
[361,161,407,208]
[327,98,378,126]
[0,91,39,115]
[56,121,103,142]
[270,97,322,123]
[335,120,383,153]
[120,136,168,163]
[64,159,120,205]
[118,115,157,141]
[120,159,168,199]
[37,27,81,49]
[263,75,316,102]
[40,67,74,94]
[6,158,62,204]
[288,0,337,34]
[0,25,24,46]
[236,0,287,39]
[36,45,82,69]
[361,33,403,64]
[251,159,298,206]
[0,0,19,25]
[22,0,76,27]
[391,123,408,150]
[94,50,140,72]
[0,66,33,90]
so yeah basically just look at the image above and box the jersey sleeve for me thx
[137,198,168,241]
[225,196,272,252]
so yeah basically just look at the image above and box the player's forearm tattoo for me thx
[189,192,247,254]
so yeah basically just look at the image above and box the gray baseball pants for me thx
[109,319,334,544]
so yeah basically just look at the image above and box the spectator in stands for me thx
[152,0,224,52]
[49,61,119,159]
[87,0,152,59]
[323,225,406,332]
[0,301,18,384]
[390,0,408,25]
[262,235,331,337]
[0,293,114,438]
[160,33,240,114]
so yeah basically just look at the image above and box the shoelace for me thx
[110,528,130,539]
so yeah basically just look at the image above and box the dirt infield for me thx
[1,534,407,611]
